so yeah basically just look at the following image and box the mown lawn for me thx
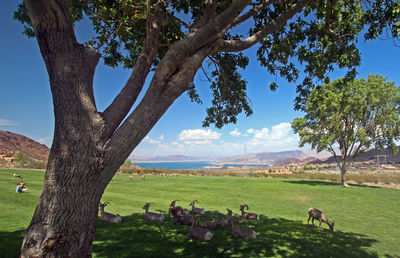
[1,169,399,257]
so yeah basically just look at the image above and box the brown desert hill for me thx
[273,157,318,166]
[306,147,400,165]
[0,131,50,161]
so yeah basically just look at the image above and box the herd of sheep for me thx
[98,200,335,241]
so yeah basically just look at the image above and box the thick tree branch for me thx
[214,0,310,52]
[191,0,219,31]
[103,47,209,171]
[101,0,166,140]
[167,0,249,58]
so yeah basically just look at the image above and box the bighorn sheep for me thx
[168,200,184,216]
[229,217,257,239]
[142,202,165,222]
[308,208,335,230]
[201,216,221,228]
[188,215,213,241]
[225,208,243,223]
[13,173,23,180]
[189,200,205,214]
[239,204,259,220]
[217,208,242,227]
[99,202,122,223]
[171,208,195,226]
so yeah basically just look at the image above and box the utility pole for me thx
[244,144,247,162]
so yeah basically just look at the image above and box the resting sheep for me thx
[143,202,165,222]
[239,204,259,220]
[188,214,213,241]
[229,217,257,239]
[201,217,221,228]
[189,200,205,215]
[171,208,195,226]
[99,202,122,223]
[168,200,184,216]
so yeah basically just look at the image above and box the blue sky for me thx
[1,2,400,157]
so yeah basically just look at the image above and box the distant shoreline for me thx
[133,160,271,165]
[132,161,271,170]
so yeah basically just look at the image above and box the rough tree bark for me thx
[20,0,310,256]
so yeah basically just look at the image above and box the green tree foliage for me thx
[13,152,47,169]
[292,75,400,186]
[14,1,400,125]
[14,152,28,166]
[123,159,131,168]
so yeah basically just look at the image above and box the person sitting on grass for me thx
[16,181,26,193]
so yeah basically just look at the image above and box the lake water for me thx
[133,161,270,170]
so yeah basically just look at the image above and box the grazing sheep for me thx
[189,200,205,215]
[188,215,213,241]
[168,200,184,216]
[308,208,335,230]
[13,173,23,180]
[239,204,259,220]
[229,217,257,239]
[99,202,122,223]
[143,202,165,222]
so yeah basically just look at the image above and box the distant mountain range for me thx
[132,147,400,166]
[131,150,332,166]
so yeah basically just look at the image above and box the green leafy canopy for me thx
[14,1,400,128]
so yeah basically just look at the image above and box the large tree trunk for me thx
[20,159,107,257]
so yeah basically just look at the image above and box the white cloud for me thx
[246,123,299,152]
[144,135,162,144]
[0,118,18,126]
[246,128,255,134]
[159,134,164,140]
[178,129,221,145]
[37,136,52,146]
[156,143,185,153]
[229,128,241,137]
[136,123,300,156]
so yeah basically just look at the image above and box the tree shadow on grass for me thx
[92,211,379,257]
[284,180,339,187]
[284,180,380,189]
[0,229,25,258]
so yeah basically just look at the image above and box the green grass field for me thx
[1,169,399,257]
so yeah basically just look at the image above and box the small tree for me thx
[292,75,400,186]
[123,159,131,168]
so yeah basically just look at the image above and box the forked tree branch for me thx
[101,0,166,141]
[214,0,310,52]
[104,46,209,170]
